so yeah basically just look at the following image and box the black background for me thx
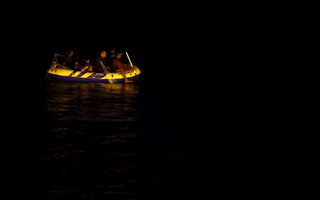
[2,1,319,199]
[1,1,316,78]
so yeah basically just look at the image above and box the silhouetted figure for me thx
[107,48,117,71]
[94,50,111,73]
[62,49,78,69]
[79,56,93,72]
[112,52,133,83]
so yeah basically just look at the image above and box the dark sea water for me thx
[38,82,141,199]
[3,55,320,199]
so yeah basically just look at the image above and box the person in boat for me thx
[112,52,133,83]
[62,49,79,70]
[106,48,117,70]
[79,56,93,72]
[94,50,112,74]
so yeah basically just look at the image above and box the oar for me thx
[100,61,111,74]
[125,51,133,67]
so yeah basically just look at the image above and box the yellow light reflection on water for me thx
[45,82,141,122]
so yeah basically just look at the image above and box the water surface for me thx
[4,67,317,199]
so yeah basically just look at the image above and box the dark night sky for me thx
[0,1,317,85]
[1,2,316,49]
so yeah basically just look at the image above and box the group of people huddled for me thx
[54,48,136,83]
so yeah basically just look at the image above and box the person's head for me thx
[115,52,123,59]
[65,49,74,57]
[100,50,107,58]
